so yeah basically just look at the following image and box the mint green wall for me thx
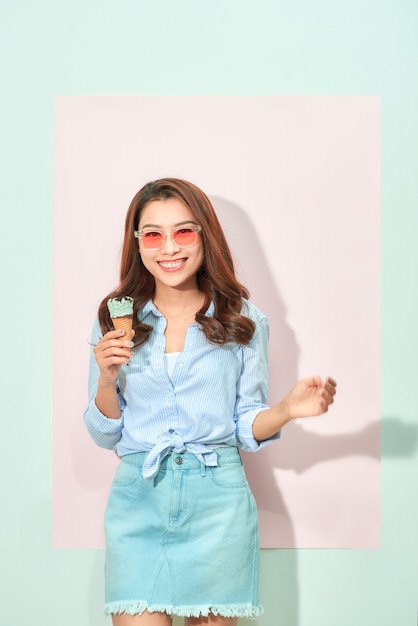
[1,1,417,625]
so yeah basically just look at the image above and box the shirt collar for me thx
[138,299,160,321]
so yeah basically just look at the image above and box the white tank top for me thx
[163,351,181,379]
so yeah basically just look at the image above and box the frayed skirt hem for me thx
[104,601,264,618]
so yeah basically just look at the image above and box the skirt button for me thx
[175,457,183,465]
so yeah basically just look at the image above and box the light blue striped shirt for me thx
[83,299,280,480]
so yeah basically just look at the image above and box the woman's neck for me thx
[153,286,205,316]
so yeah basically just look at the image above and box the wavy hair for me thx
[98,178,255,346]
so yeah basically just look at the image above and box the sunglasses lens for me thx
[140,226,199,249]
[141,231,164,249]
[172,228,197,247]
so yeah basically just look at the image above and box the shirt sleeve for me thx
[234,313,281,452]
[82,317,125,450]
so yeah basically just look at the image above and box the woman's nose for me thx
[161,232,181,253]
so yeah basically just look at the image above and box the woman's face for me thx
[137,198,204,292]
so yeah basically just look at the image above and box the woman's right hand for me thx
[93,328,135,386]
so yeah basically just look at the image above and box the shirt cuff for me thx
[237,407,281,452]
[87,400,124,433]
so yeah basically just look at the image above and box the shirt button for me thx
[168,428,174,434]
[175,457,183,465]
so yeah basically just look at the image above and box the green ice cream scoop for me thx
[107,296,134,318]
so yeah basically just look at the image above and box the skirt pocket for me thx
[207,461,248,489]
[112,460,141,486]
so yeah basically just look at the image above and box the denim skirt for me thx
[104,446,262,618]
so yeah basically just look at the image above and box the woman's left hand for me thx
[252,376,337,442]
[285,376,337,420]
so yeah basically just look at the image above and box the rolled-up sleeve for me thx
[83,318,125,450]
[234,314,281,451]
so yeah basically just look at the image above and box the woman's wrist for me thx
[97,375,117,389]
[252,400,293,442]
[272,398,294,428]
[96,377,121,419]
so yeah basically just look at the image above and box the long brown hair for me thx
[98,178,255,346]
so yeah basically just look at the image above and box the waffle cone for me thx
[112,316,133,338]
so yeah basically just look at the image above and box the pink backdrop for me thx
[53,96,380,548]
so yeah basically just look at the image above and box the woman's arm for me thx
[95,378,123,419]
[93,328,135,418]
[83,324,135,449]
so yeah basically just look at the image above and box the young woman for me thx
[84,178,336,626]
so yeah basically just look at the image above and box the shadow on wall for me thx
[210,197,418,626]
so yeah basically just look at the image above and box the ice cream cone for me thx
[112,315,133,338]
[107,297,134,338]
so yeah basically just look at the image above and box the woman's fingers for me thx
[325,377,337,396]
[94,330,135,369]
[96,330,134,350]
[326,376,337,390]
[322,377,337,407]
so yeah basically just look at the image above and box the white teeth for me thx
[159,260,185,269]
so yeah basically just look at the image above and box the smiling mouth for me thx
[157,259,186,270]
